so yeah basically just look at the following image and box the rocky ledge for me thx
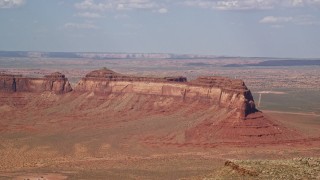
[0,72,72,94]
[0,68,257,119]
[75,68,257,119]
[85,68,187,82]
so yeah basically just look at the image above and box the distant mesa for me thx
[85,68,120,78]
[224,59,320,67]
[0,50,218,59]
[185,62,211,66]
[45,72,66,79]
[0,68,257,119]
[0,68,308,146]
[0,72,72,94]
[189,76,247,90]
[74,68,256,119]
[83,68,187,82]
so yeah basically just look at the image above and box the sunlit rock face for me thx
[0,72,72,94]
[75,68,257,119]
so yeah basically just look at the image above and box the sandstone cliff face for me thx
[0,72,72,94]
[0,69,256,119]
[75,69,257,119]
[1,68,305,146]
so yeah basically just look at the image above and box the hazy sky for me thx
[0,0,320,58]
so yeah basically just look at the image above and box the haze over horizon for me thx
[1,0,320,58]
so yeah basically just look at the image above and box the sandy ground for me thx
[0,92,319,179]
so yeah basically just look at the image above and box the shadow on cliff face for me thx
[0,69,319,179]
[0,72,72,94]
[0,68,308,148]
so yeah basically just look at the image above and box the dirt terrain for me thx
[0,92,319,179]
[0,67,320,179]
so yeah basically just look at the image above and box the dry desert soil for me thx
[0,91,320,179]
[1,59,320,179]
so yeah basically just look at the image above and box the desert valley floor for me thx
[0,57,320,179]
[0,92,320,179]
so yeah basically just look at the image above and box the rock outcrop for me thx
[0,68,257,119]
[184,111,302,145]
[0,72,72,94]
[75,68,257,119]
[84,68,187,82]
[0,68,308,146]
[189,76,257,117]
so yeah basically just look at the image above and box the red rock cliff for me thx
[75,68,257,119]
[0,72,72,94]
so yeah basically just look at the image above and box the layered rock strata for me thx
[0,68,306,145]
[75,68,257,119]
[0,72,72,94]
[184,112,302,144]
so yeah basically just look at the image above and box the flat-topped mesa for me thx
[75,69,257,119]
[189,76,247,91]
[44,72,66,79]
[85,68,121,78]
[0,72,72,94]
[189,76,257,118]
[84,68,187,82]
[75,68,188,92]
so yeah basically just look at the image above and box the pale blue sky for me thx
[0,0,320,58]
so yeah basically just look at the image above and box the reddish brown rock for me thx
[189,76,247,90]
[85,68,120,78]
[84,68,187,82]
[185,111,302,145]
[0,68,309,147]
[75,68,257,119]
[0,74,22,92]
[0,72,72,94]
